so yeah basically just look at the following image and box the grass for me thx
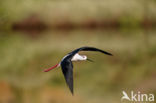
[0,0,156,29]
[0,0,156,103]
[0,29,156,103]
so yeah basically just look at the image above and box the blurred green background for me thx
[0,0,156,103]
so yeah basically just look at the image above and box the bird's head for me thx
[82,55,94,62]
[82,55,87,60]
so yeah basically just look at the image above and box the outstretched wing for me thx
[69,46,113,57]
[61,56,74,95]
[60,46,112,94]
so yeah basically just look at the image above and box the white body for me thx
[71,53,87,61]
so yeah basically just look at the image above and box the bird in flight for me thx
[44,46,112,95]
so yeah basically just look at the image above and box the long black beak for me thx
[87,58,94,62]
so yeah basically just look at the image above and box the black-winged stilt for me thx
[44,46,112,95]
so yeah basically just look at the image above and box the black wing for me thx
[61,56,74,95]
[69,46,113,57]
[60,46,112,94]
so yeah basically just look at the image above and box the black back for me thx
[60,46,112,95]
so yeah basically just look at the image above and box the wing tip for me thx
[104,51,113,56]
[108,53,113,56]
[72,92,74,96]
[68,85,74,95]
[70,89,74,96]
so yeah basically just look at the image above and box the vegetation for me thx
[0,0,156,103]
[0,0,156,29]
[0,29,156,103]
